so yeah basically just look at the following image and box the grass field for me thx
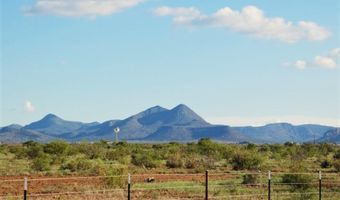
[0,140,339,199]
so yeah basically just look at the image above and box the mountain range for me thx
[1,104,339,144]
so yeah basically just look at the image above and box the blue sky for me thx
[1,0,339,126]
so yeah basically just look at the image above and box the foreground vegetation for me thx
[1,139,340,199]
[0,139,339,176]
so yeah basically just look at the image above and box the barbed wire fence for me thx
[0,171,339,200]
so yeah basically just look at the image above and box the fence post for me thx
[319,171,322,200]
[205,170,208,200]
[128,173,131,200]
[24,177,27,200]
[268,171,271,200]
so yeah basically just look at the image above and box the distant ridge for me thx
[0,104,338,144]
[317,128,340,143]
[24,114,98,137]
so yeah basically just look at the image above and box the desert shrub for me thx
[197,138,223,160]
[242,174,258,184]
[0,144,6,154]
[290,146,308,162]
[32,153,52,171]
[8,146,27,159]
[333,160,340,172]
[259,145,270,152]
[231,151,263,170]
[23,140,39,147]
[131,153,160,168]
[105,166,128,188]
[281,174,312,191]
[184,156,201,169]
[26,144,44,159]
[300,143,319,157]
[166,153,184,168]
[284,142,295,147]
[183,155,215,171]
[61,157,93,172]
[319,143,334,156]
[77,143,105,159]
[44,141,69,155]
[104,146,131,164]
[320,160,332,168]
[334,149,340,159]
[246,143,256,150]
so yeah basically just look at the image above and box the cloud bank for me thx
[24,0,144,17]
[154,5,330,43]
[25,101,35,112]
[285,48,339,69]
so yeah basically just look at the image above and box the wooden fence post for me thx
[24,177,27,200]
[319,171,322,200]
[205,170,208,200]
[128,173,131,200]
[268,171,271,200]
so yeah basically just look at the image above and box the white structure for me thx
[114,127,120,143]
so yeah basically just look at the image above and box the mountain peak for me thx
[0,124,23,132]
[167,104,210,126]
[173,104,190,110]
[43,113,61,121]
[24,113,83,136]
[135,105,168,118]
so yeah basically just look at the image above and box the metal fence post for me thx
[319,171,322,200]
[128,173,131,200]
[268,171,271,200]
[24,177,27,200]
[205,170,208,200]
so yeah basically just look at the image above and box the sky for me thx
[1,0,339,127]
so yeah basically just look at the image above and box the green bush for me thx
[184,156,201,169]
[61,157,93,172]
[320,160,332,168]
[26,144,44,159]
[32,153,52,171]
[131,153,160,168]
[105,166,128,188]
[197,138,223,160]
[334,149,340,159]
[333,160,340,172]
[104,147,130,164]
[166,153,184,168]
[242,174,258,184]
[231,151,262,170]
[8,146,27,159]
[44,141,69,155]
[77,143,105,159]
[281,174,312,191]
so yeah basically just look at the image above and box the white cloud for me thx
[314,56,337,69]
[25,101,35,112]
[154,7,203,25]
[154,5,330,43]
[285,48,339,69]
[24,0,144,17]
[294,60,307,69]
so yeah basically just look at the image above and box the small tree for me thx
[32,153,52,171]
[44,141,69,156]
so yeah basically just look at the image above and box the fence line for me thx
[1,171,340,199]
